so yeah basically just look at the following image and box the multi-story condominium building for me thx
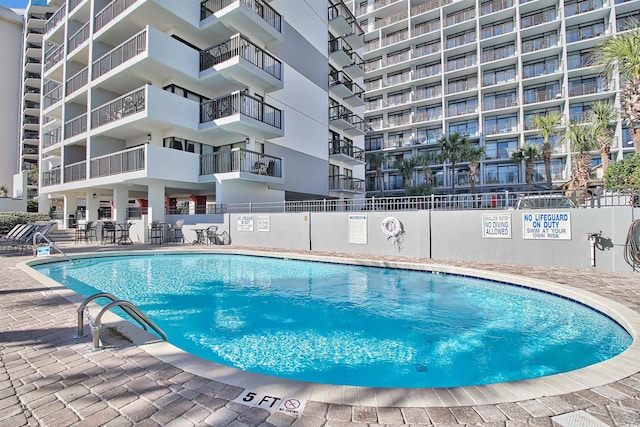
[18,0,54,201]
[355,0,639,195]
[38,0,365,225]
[0,6,24,199]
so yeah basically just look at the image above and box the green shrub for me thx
[604,154,640,189]
[0,212,51,231]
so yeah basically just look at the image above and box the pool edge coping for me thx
[17,248,640,408]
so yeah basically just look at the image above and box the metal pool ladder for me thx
[75,292,167,351]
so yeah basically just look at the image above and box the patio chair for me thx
[206,225,218,245]
[168,219,184,244]
[0,224,27,242]
[101,222,116,245]
[0,224,35,252]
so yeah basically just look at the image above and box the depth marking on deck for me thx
[233,390,307,416]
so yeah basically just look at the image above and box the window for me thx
[365,135,384,151]
[449,120,479,137]
[485,139,518,160]
[483,91,517,110]
[484,115,518,134]
[416,127,443,145]
[523,82,561,103]
[483,66,517,86]
[567,49,594,70]
[522,56,559,79]
[485,164,519,184]
[448,97,478,116]
[566,20,605,43]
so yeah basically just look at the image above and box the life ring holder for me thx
[381,216,403,239]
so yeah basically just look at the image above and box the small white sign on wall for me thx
[482,213,511,239]
[257,215,270,232]
[522,212,572,240]
[237,215,254,232]
[349,215,367,245]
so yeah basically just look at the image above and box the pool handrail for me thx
[75,292,167,345]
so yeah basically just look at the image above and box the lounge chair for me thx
[0,224,28,242]
[0,224,36,252]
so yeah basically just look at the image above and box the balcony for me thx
[565,0,603,17]
[64,161,86,183]
[200,0,283,44]
[65,114,88,139]
[43,84,63,110]
[44,44,64,73]
[568,81,610,97]
[329,175,365,193]
[483,96,518,110]
[200,92,284,139]
[45,3,65,34]
[521,35,559,54]
[94,0,138,33]
[484,123,518,135]
[329,70,365,108]
[93,30,147,81]
[329,105,366,136]
[523,88,562,103]
[200,34,283,93]
[329,140,365,164]
[42,127,62,149]
[66,67,88,96]
[91,87,145,130]
[200,148,283,181]
[42,169,62,187]
[68,22,90,54]
[328,0,364,48]
[90,145,145,179]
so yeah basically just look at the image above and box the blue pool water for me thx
[34,254,632,388]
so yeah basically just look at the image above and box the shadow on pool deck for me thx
[2,242,640,426]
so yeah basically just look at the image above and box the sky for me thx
[0,0,28,9]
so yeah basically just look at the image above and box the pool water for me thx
[34,254,632,388]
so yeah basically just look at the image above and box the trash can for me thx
[67,214,76,229]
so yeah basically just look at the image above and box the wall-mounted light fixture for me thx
[92,193,97,199]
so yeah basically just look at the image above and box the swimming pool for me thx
[33,253,632,388]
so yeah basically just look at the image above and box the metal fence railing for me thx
[161,188,640,216]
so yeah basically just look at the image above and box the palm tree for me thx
[594,27,640,153]
[463,145,486,195]
[531,113,561,190]
[394,156,418,190]
[365,152,387,196]
[562,121,596,197]
[511,144,541,191]
[588,101,617,173]
[438,132,469,194]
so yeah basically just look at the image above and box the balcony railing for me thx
[522,35,558,53]
[69,0,84,13]
[46,3,66,33]
[65,114,88,138]
[200,92,282,129]
[521,9,556,29]
[447,80,477,94]
[200,0,282,33]
[328,0,363,36]
[364,10,408,32]
[568,81,610,96]
[355,0,402,16]
[91,87,146,129]
[481,0,513,15]
[68,22,90,53]
[66,67,88,95]
[44,45,64,72]
[94,0,138,33]
[524,88,562,103]
[93,29,146,80]
[329,105,366,132]
[42,169,62,187]
[483,96,518,110]
[90,146,145,178]
[329,175,365,192]
[200,148,282,177]
[43,84,63,109]
[482,46,515,63]
[329,140,365,162]
[200,34,282,80]
[42,127,62,149]
[64,161,86,183]
[329,70,365,100]
[484,123,518,135]
[565,0,603,17]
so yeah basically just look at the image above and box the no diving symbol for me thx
[277,397,306,416]
[284,399,300,410]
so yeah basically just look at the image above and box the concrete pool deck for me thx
[2,243,640,426]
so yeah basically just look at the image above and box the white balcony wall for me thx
[146,84,200,130]
[154,0,201,28]
[145,144,200,182]
[146,26,200,80]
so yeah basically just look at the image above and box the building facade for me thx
[355,0,639,195]
[0,6,24,199]
[38,0,365,225]
[18,0,54,202]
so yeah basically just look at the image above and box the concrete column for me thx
[147,182,165,222]
[86,192,100,221]
[63,194,78,229]
[112,185,129,224]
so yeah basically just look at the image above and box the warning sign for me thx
[522,212,571,240]
[278,398,306,416]
[482,213,511,239]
